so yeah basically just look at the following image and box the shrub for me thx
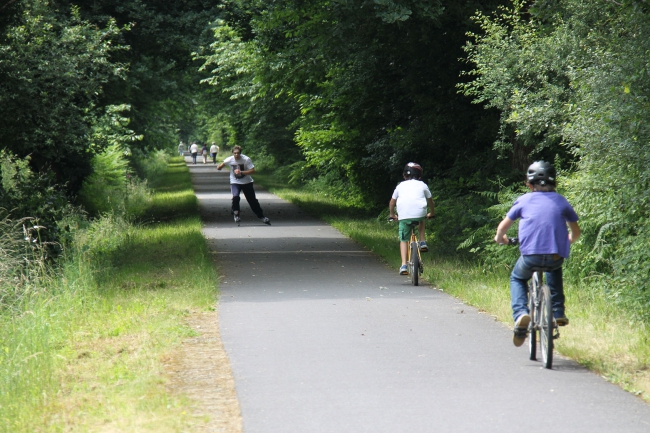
[79,144,152,218]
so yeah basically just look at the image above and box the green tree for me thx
[201,0,508,207]
[460,0,650,317]
[0,1,126,193]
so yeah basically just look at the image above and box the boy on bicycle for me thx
[494,161,580,346]
[389,163,435,275]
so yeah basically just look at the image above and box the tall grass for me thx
[0,156,217,432]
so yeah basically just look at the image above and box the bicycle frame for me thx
[406,222,423,286]
[528,270,560,369]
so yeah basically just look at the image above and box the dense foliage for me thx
[460,0,650,316]
[199,0,509,207]
[2,0,650,317]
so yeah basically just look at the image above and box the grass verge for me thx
[1,157,218,432]
[254,172,650,402]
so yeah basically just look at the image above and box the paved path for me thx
[189,162,650,433]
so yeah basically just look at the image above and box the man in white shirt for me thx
[217,146,271,225]
[189,142,199,164]
[210,142,219,164]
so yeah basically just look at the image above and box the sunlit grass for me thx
[1,156,218,432]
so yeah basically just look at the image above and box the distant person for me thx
[189,142,198,164]
[210,142,219,164]
[494,161,580,346]
[388,162,435,275]
[178,141,185,156]
[201,143,209,164]
[217,146,271,225]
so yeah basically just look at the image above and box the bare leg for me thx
[400,241,408,265]
[418,220,426,242]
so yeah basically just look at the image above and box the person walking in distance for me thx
[189,142,198,164]
[217,146,271,225]
[178,141,185,156]
[210,142,219,164]
[201,143,209,164]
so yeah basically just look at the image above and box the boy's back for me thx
[508,192,579,258]
[392,179,431,220]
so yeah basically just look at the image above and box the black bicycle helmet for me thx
[527,161,556,185]
[403,162,423,179]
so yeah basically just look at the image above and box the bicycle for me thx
[389,218,424,286]
[509,237,560,369]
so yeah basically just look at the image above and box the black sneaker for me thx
[262,217,271,225]
[555,315,569,326]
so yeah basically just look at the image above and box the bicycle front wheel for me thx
[410,242,419,286]
[527,279,537,361]
[539,284,554,369]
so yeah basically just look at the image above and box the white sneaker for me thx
[262,217,271,225]
[513,314,531,347]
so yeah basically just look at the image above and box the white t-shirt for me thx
[190,143,198,153]
[391,179,432,219]
[223,154,254,184]
[210,144,218,154]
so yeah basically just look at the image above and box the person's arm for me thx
[568,221,581,244]
[216,162,225,170]
[389,198,397,220]
[234,167,255,176]
[426,197,435,219]
[494,217,514,244]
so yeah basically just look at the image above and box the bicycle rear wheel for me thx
[410,242,419,286]
[539,284,554,369]
[527,278,537,361]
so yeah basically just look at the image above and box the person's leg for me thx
[418,220,426,241]
[231,184,242,214]
[397,220,411,274]
[417,219,429,251]
[545,262,566,321]
[510,255,534,321]
[241,183,265,218]
[400,241,408,265]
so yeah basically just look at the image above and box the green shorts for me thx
[398,217,425,242]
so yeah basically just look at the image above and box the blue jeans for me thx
[510,254,565,321]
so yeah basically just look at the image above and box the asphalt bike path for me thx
[189,161,650,432]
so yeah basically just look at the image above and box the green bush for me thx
[131,149,169,187]
[0,150,72,246]
[79,144,152,218]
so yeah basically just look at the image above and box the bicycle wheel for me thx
[527,278,537,361]
[410,242,419,286]
[539,284,554,369]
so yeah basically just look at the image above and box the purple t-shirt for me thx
[506,192,579,258]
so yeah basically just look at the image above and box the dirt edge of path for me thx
[163,310,243,433]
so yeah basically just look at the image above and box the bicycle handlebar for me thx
[387,215,434,223]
